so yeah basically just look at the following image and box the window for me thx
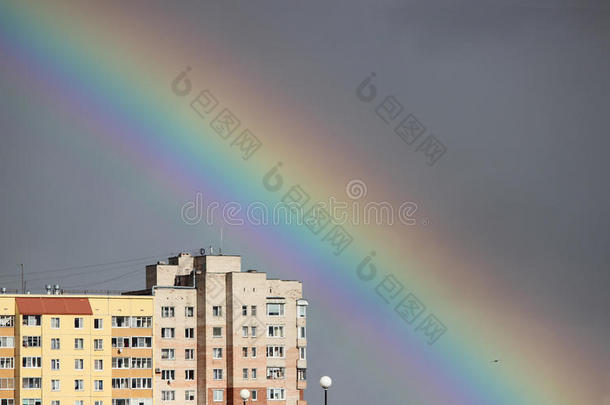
[161,391,175,401]
[112,357,130,369]
[212,306,222,317]
[185,370,195,380]
[22,377,41,389]
[111,337,130,348]
[21,400,40,405]
[161,328,175,338]
[161,349,175,360]
[74,318,84,329]
[51,317,60,328]
[213,369,223,380]
[185,307,194,317]
[112,378,129,389]
[266,303,284,316]
[22,315,41,326]
[242,347,248,357]
[161,307,174,318]
[213,390,223,402]
[267,388,285,400]
[51,401,60,405]
[242,368,248,379]
[185,390,195,400]
[74,359,84,370]
[132,316,152,328]
[251,390,258,401]
[212,327,222,337]
[185,349,195,360]
[22,357,41,368]
[252,347,258,357]
[112,316,130,327]
[94,380,104,391]
[266,346,284,358]
[0,358,13,369]
[212,348,222,359]
[298,305,307,318]
[251,368,257,379]
[267,325,285,338]
[299,347,306,360]
[112,400,128,405]
[0,378,14,390]
[0,337,12,349]
[74,379,84,391]
[94,359,103,371]
[242,326,248,337]
[95,401,103,405]
[299,326,306,339]
[94,339,104,351]
[22,336,41,347]
[267,367,285,379]
[131,357,152,369]
[94,318,103,329]
[131,337,152,348]
[51,338,60,350]
[242,306,248,316]
[131,378,151,389]
[51,379,60,391]
[251,306,257,316]
[0,316,14,327]
[298,368,307,380]
[74,338,84,350]
[185,328,195,338]
[161,370,175,381]
[75,401,84,405]
[51,359,60,370]
[251,326,257,337]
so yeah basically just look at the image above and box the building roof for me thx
[16,297,93,315]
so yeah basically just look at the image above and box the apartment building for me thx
[133,253,308,405]
[0,252,307,405]
[0,294,154,405]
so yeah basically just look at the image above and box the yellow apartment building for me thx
[0,294,154,405]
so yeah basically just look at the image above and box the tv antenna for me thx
[19,264,24,294]
[220,227,224,255]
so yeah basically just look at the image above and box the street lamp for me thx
[320,376,332,405]
[239,389,250,405]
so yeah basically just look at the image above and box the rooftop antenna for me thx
[19,264,24,294]
[220,227,224,255]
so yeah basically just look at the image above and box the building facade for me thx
[0,253,307,405]
[0,294,154,405]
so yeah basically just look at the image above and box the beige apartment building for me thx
[130,252,308,405]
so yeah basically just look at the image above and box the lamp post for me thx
[320,376,332,405]
[239,389,250,405]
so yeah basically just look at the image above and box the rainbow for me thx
[0,2,600,404]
